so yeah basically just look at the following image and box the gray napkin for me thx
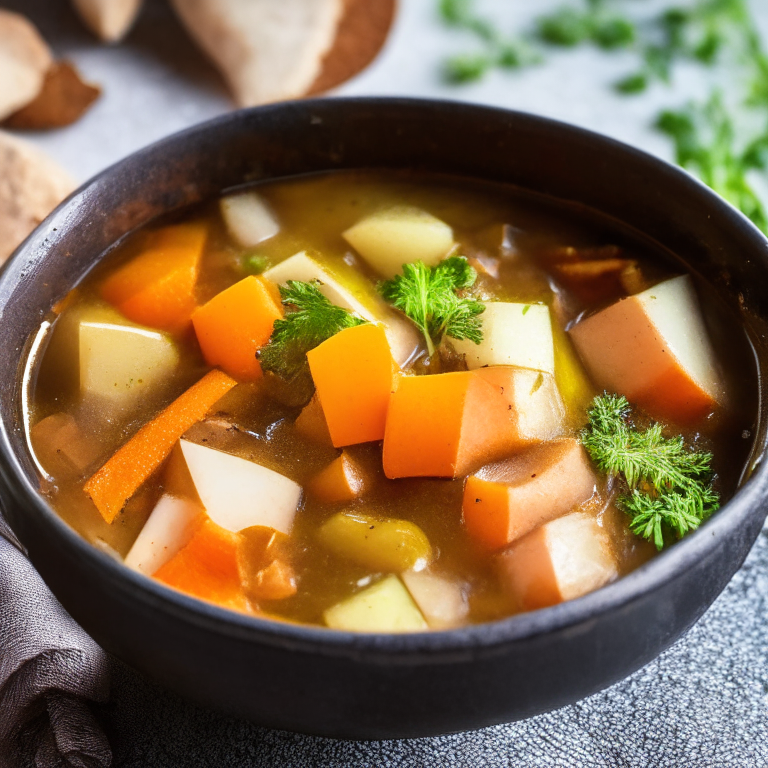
[0,514,111,768]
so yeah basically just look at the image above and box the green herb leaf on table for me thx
[581,393,720,550]
[379,256,484,358]
[259,280,366,383]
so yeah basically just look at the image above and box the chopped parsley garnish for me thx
[582,393,720,550]
[379,256,484,357]
[259,280,365,383]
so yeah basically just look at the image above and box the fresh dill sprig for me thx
[259,280,365,382]
[582,393,720,550]
[379,256,484,358]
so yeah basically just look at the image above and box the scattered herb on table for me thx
[379,256,484,357]
[582,393,720,550]
[259,280,366,383]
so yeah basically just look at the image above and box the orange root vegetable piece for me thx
[462,439,597,551]
[294,393,333,446]
[154,517,249,612]
[307,323,397,447]
[192,276,283,380]
[99,222,207,333]
[237,525,297,601]
[84,369,238,524]
[497,512,618,610]
[382,370,524,479]
[308,451,367,503]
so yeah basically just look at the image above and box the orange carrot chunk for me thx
[84,369,238,524]
[462,439,598,551]
[100,222,207,333]
[191,276,283,381]
[154,517,249,612]
[294,394,333,447]
[307,323,397,447]
[382,370,520,479]
[308,451,368,503]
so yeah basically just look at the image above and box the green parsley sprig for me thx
[259,280,365,383]
[379,256,484,358]
[582,393,720,550]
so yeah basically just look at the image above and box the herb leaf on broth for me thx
[582,393,720,550]
[259,280,366,383]
[379,256,484,357]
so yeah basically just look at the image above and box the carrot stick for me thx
[84,369,237,523]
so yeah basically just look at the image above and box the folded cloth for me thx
[0,514,111,768]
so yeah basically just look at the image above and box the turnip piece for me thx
[124,494,203,576]
[498,512,618,610]
[323,575,428,633]
[452,302,555,374]
[342,206,455,278]
[402,570,468,629]
[220,190,279,247]
[179,439,302,534]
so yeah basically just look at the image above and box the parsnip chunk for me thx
[402,570,468,629]
[220,190,279,247]
[342,206,455,278]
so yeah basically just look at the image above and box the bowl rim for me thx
[2,96,768,659]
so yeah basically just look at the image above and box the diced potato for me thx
[263,250,419,366]
[402,570,468,629]
[551,319,596,426]
[124,494,204,576]
[220,190,279,247]
[463,439,597,550]
[323,575,428,632]
[342,206,455,278]
[569,275,724,423]
[452,303,555,374]
[317,513,432,572]
[79,311,179,408]
[179,439,302,534]
[498,512,618,610]
[308,451,368,503]
[29,412,98,477]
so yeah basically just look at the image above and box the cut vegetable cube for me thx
[191,276,282,381]
[100,222,207,333]
[179,439,302,534]
[317,513,432,572]
[264,250,419,366]
[154,517,248,612]
[452,303,555,374]
[237,526,297,602]
[307,323,397,447]
[323,575,428,633]
[402,570,468,629]
[552,319,596,426]
[498,512,618,610]
[79,316,179,407]
[569,275,723,423]
[124,494,204,576]
[383,370,519,479]
[294,393,333,447]
[30,412,97,477]
[342,206,455,278]
[308,451,368,503]
[220,190,279,247]
[463,439,597,551]
[84,370,238,524]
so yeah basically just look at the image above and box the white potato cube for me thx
[264,250,419,366]
[220,190,279,247]
[402,570,468,629]
[179,439,302,534]
[342,206,455,278]
[569,275,724,423]
[452,303,555,374]
[498,512,618,610]
[124,494,203,576]
[323,575,428,633]
[79,317,179,406]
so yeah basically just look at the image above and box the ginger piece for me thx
[71,0,144,42]
[0,10,52,121]
[170,0,344,106]
[0,131,74,264]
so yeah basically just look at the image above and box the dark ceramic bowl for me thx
[1,99,767,739]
